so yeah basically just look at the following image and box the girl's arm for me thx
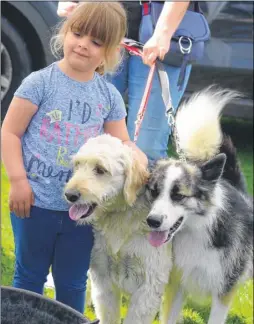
[2,97,37,179]
[154,1,190,38]
[143,1,190,65]
[1,97,38,216]
[104,119,148,167]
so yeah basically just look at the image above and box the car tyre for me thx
[1,16,32,121]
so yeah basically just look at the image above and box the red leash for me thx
[121,41,156,143]
[122,40,183,160]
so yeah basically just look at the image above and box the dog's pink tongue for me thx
[148,231,169,247]
[69,204,89,221]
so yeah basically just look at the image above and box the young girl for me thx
[1,2,147,314]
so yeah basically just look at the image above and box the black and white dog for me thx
[146,88,253,324]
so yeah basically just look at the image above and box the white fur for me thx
[166,289,184,324]
[207,295,232,324]
[149,166,185,233]
[176,87,241,161]
[65,134,172,324]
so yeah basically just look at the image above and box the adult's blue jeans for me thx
[109,55,192,160]
[10,206,94,314]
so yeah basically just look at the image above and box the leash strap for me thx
[157,62,186,162]
[134,63,156,143]
[121,40,186,161]
[122,40,156,144]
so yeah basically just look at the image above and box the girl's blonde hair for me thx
[51,2,127,75]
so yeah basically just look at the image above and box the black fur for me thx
[219,134,248,193]
[207,180,253,294]
[200,153,226,183]
[147,162,171,198]
[208,182,253,249]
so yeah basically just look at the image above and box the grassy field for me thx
[1,118,253,323]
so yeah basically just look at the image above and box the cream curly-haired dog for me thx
[64,134,172,324]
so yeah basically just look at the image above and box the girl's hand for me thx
[123,141,148,169]
[57,1,78,17]
[9,178,34,218]
[142,32,171,66]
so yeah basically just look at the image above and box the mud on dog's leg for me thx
[208,287,237,324]
[161,265,184,324]
[123,282,165,324]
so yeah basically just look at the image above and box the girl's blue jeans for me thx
[109,55,192,160]
[10,206,94,314]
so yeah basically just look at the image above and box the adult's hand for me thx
[142,31,171,66]
[57,1,78,17]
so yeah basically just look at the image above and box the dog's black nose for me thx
[147,216,162,228]
[65,190,81,203]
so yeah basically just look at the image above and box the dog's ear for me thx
[124,158,149,206]
[200,153,226,183]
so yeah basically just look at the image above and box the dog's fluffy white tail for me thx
[175,87,241,161]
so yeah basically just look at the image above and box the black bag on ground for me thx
[1,286,99,324]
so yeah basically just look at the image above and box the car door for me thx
[188,1,253,101]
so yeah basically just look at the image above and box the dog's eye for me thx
[148,184,160,199]
[170,185,186,202]
[94,165,107,175]
[171,193,185,201]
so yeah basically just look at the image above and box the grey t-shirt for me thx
[14,62,127,211]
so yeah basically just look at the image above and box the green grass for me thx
[1,118,253,323]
